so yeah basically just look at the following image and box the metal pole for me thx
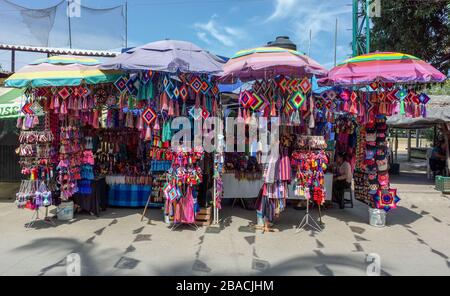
[407,130,412,161]
[11,49,15,72]
[352,0,358,56]
[125,0,128,48]
[334,18,338,66]
[308,29,311,56]
[365,0,370,53]
[68,1,72,49]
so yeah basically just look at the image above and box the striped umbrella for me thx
[5,55,123,88]
[220,47,328,83]
[318,52,447,86]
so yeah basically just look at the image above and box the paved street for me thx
[0,171,450,276]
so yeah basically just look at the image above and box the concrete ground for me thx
[0,167,450,276]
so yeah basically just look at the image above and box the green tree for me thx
[371,0,450,74]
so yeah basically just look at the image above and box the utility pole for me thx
[125,0,128,48]
[334,18,338,66]
[308,29,311,56]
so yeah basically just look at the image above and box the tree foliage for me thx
[371,0,450,74]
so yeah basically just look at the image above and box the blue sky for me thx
[0,0,353,71]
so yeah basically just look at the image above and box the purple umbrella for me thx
[100,39,225,75]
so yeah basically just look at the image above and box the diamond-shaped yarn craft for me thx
[288,78,299,93]
[163,183,181,201]
[163,75,170,88]
[290,91,306,110]
[114,76,128,93]
[299,78,312,93]
[172,86,180,99]
[277,76,288,93]
[250,93,264,111]
[189,107,201,120]
[386,90,397,103]
[239,91,255,109]
[189,76,202,94]
[407,91,420,104]
[340,89,351,101]
[327,90,337,101]
[211,85,219,97]
[180,85,189,101]
[142,107,157,125]
[369,81,379,90]
[58,87,70,100]
[29,101,42,114]
[374,189,400,212]
[126,77,138,94]
[419,93,430,104]
[201,108,210,120]
[22,102,33,115]
[200,80,211,94]
[395,89,408,100]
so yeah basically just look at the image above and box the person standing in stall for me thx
[332,152,353,209]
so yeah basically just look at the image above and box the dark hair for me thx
[337,152,348,161]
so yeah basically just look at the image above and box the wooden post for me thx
[407,130,412,161]
[416,129,420,148]
[443,125,450,176]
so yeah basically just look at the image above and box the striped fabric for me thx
[232,47,304,59]
[319,52,446,86]
[220,47,328,83]
[30,55,101,66]
[5,55,122,88]
[108,184,152,207]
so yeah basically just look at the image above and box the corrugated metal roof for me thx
[0,44,118,57]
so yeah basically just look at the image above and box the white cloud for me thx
[194,16,245,47]
[196,32,211,45]
[268,0,298,21]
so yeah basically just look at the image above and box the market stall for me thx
[5,55,122,224]
[318,52,447,226]
[220,46,330,232]
[100,39,225,228]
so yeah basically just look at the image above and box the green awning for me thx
[0,87,25,119]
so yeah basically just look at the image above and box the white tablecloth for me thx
[222,173,333,200]
[222,174,263,199]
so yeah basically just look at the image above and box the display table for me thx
[222,173,263,199]
[222,173,333,200]
[72,177,107,216]
[108,184,152,207]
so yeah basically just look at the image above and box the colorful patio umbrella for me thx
[5,55,123,88]
[100,39,225,75]
[318,52,447,86]
[220,47,328,83]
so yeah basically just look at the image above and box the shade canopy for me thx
[387,95,450,129]
[5,55,122,88]
[220,47,328,83]
[318,52,447,86]
[100,39,225,75]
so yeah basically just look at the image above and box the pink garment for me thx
[181,187,195,224]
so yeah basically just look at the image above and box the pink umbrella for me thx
[318,52,447,86]
[220,47,328,83]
